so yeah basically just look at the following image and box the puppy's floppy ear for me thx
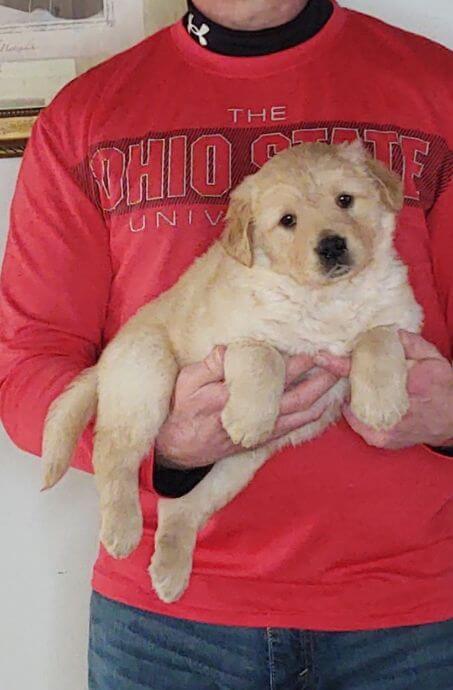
[338,138,367,164]
[365,157,404,213]
[221,184,254,267]
[339,139,404,213]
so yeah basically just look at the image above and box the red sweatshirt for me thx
[1,2,453,630]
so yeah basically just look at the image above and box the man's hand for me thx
[155,347,340,468]
[315,331,453,450]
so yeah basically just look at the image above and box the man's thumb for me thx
[399,330,444,361]
[202,346,226,382]
[177,346,226,395]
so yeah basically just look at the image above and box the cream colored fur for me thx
[42,142,422,603]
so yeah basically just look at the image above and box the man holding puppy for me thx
[1,0,453,688]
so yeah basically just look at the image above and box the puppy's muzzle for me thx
[315,234,351,277]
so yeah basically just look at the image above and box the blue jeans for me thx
[88,592,453,690]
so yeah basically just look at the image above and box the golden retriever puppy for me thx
[42,141,422,603]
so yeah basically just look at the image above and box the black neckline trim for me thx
[183,0,334,57]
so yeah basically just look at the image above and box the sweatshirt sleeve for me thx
[429,179,453,357]
[0,108,112,471]
[427,176,453,456]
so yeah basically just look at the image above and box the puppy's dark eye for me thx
[336,194,354,209]
[280,214,297,228]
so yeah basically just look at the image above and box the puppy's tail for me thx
[41,366,98,491]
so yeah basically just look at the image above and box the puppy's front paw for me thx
[100,502,143,559]
[221,400,278,448]
[149,532,194,603]
[351,377,409,431]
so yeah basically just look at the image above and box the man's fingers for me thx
[314,334,445,375]
[342,405,371,435]
[314,352,351,377]
[280,370,338,415]
[176,346,226,395]
[195,382,229,412]
[342,405,391,448]
[284,353,315,386]
[271,399,329,439]
[398,330,444,361]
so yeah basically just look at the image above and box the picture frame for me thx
[0,106,40,157]
[0,0,148,158]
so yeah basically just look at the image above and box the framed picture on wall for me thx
[0,0,146,157]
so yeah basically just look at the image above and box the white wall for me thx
[0,160,98,688]
[0,3,452,690]
[341,0,453,48]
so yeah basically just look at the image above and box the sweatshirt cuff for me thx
[152,452,214,498]
[426,444,453,458]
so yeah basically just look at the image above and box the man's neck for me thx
[192,0,310,31]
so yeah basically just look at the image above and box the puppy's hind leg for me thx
[150,341,285,603]
[94,327,178,559]
[150,446,269,603]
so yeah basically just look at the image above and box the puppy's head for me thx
[221,141,403,286]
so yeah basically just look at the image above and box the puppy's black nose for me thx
[316,235,348,264]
